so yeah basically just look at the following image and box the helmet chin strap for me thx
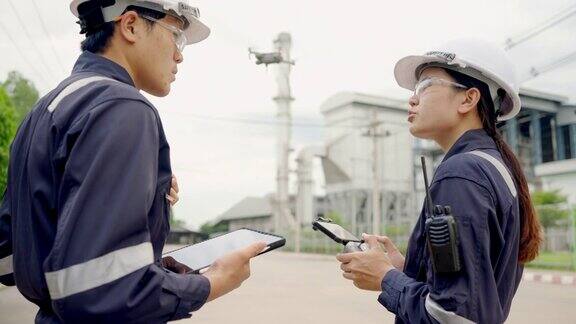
[77,0,116,35]
[164,11,187,29]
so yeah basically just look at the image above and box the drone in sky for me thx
[248,48,295,66]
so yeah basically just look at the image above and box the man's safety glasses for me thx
[140,14,187,53]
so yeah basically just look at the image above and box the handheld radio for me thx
[421,156,461,274]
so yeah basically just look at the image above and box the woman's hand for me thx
[166,175,179,206]
[336,234,396,291]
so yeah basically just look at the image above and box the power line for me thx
[7,0,59,83]
[30,0,67,75]
[0,19,49,88]
[180,112,325,128]
[505,3,576,50]
[166,111,409,129]
[525,49,576,81]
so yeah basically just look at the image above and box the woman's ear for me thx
[458,88,481,115]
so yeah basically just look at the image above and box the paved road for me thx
[1,252,574,323]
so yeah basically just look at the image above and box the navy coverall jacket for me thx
[0,52,210,323]
[378,129,524,324]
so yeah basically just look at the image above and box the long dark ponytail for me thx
[445,68,542,263]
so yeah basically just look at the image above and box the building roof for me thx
[535,159,576,177]
[319,89,573,116]
[215,196,273,223]
[214,194,329,225]
[170,224,204,235]
[519,87,568,104]
[320,91,408,114]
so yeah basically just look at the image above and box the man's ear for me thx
[116,11,141,44]
[457,87,481,115]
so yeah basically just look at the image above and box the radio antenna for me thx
[421,156,435,217]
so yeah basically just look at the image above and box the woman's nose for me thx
[409,94,419,108]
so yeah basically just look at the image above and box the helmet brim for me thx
[394,55,447,91]
[71,0,211,44]
[183,14,210,44]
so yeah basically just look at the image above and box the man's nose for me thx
[175,49,184,64]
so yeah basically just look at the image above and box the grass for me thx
[290,246,576,272]
[526,251,575,271]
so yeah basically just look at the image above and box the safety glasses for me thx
[414,77,468,97]
[140,14,187,53]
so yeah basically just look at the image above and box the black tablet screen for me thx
[319,222,359,242]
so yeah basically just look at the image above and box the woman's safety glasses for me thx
[414,77,468,97]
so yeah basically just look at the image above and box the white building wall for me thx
[322,95,413,193]
[313,90,576,239]
[320,93,416,234]
[535,159,576,205]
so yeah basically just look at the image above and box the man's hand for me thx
[202,242,267,302]
[166,175,179,206]
[162,256,192,274]
[336,234,395,291]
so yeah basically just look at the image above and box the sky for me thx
[1,0,576,229]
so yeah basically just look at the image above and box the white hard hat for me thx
[70,0,210,44]
[394,38,521,121]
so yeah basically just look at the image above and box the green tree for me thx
[169,207,187,228]
[3,71,39,125]
[325,211,346,226]
[199,221,228,236]
[532,190,570,228]
[0,86,17,194]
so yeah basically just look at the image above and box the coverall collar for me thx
[443,128,498,162]
[72,51,135,87]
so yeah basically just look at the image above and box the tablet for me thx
[163,228,285,273]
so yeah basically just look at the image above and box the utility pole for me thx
[371,110,381,236]
[363,111,389,235]
[274,33,296,251]
[249,33,298,250]
[571,203,576,271]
